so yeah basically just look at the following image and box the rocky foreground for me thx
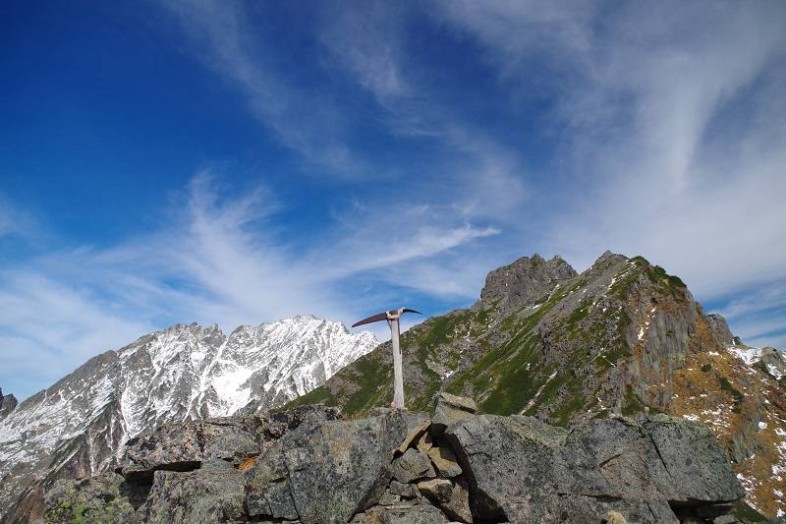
[40,394,745,524]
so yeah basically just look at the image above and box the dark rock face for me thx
[0,389,17,421]
[43,401,743,523]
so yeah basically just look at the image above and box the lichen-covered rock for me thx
[123,416,263,472]
[351,502,450,524]
[446,414,743,523]
[643,415,746,504]
[139,468,245,524]
[245,409,430,524]
[43,474,136,524]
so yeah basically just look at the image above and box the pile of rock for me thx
[43,394,744,523]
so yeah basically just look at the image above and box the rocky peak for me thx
[0,388,17,421]
[479,253,577,313]
[706,313,736,346]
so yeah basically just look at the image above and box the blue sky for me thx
[2,1,785,401]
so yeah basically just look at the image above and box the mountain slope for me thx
[0,315,377,522]
[293,252,786,518]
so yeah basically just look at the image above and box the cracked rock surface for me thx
[42,396,743,523]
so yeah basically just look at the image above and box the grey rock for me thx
[758,347,786,380]
[706,314,735,347]
[447,414,743,523]
[393,449,436,484]
[354,502,450,524]
[644,415,746,503]
[245,409,430,524]
[0,388,17,421]
[431,393,478,437]
[123,416,263,472]
[479,254,577,314]
[140,468,245,524]
[447,415,566,522]
[389,480,421,500]
[440,477,472,523]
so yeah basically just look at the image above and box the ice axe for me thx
[352,307,421,409]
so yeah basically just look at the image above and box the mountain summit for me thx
[294,252,786,518]
[0,316,377,521]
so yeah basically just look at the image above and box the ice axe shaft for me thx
[352,308,420,409]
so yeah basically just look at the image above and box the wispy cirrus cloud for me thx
[436,2,786,289]
[0,171,501,399]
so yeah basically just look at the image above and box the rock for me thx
[140,468,245,524]
[447,415,566,522]
[706,314,735,346]
[353,502,450,523]
[44,474,136,524]
[393,449,437,484]
[245,409,430,524]
[121,405,341,476]
[446,414,743,523]
[122,416,261,473]
[389,480,421,500]
[0,387,18,421]
[416,478,452,503]
[644,415,746,504]
[426,445,462,478]
[396,420,431,455]
[479,254,577,314]
[416,431,434,453]
[440,477,472,523]
[431,393,478,437]
[606,509,627,523]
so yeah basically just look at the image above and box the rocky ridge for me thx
[294,252,786,518]
[0,316,378,523]
[0,388,17,422]
[43,395,745,523]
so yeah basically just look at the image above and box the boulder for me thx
[446,414,743,523]
[245,409,430,524]
[643,415,746,504]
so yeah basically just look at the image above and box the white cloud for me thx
[0,171,503,400]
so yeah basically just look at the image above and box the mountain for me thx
[0,316,378,522]
[293,252,786,519]
[0,389,17,422]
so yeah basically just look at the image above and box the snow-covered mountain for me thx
[0,315,378,520]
